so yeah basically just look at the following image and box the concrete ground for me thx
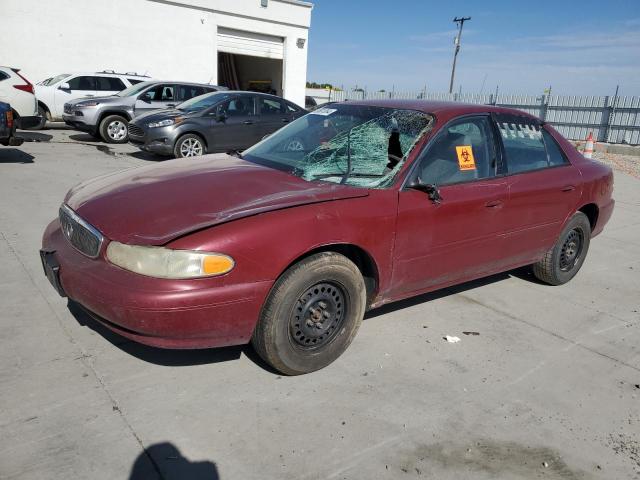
[1,128,639,480]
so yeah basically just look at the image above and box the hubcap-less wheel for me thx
[559,228,584,272]
[290,282,346,349]
[180,138,203,157]
[107,120,127,141]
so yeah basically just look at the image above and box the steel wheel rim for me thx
[180,138,203,157]
[289,282,346,349]
[108,121,127,140]
[559,228,584,272]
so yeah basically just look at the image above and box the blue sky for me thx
[306,0,640,96]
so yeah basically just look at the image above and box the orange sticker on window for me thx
[455,145,476,170]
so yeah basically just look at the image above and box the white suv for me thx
[34,71,151,128]
[0,67,39,129]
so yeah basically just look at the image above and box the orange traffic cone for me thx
[584,132,594,158]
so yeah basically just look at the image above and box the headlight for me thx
[148,118,181,128]
[106,241,234,279]
[76,101,100,107]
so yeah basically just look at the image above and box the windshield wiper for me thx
[310,173,385,179]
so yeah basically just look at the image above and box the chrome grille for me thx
[127,123,144,138]
[63,103,72,114]
[59,205,103,258]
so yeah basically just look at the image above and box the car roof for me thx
[341,99,540,121]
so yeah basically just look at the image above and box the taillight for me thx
[12,69,34,94]
[6,110,14,129]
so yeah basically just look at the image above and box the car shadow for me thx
[16,132,52,142]
[129,442,219,480]
[127,150,168,161]
[66,300,280,374]
[68,133,101,143]
[0,149,35,163]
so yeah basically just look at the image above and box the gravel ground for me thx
[592,152,640,178]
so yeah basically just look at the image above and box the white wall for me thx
[0,0,311,106]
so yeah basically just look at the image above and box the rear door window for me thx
[416,116,497,185]
[177,85,206,101]
[542,129,569,166]
[95,76,126,91]
[496,118,549,174]
[259,97,286,116]
[67,76,97,91]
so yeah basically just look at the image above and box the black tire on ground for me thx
[173,133,206,158]
[252,252,367,375]
[99,115,129,144]
[30,105,48,130]
[533,211,591,286]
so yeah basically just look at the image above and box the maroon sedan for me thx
[41,101,614,375]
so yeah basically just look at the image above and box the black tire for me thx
[252,252,367,375]
[99,115,129,143]
[29,105,48,130]
[533,212,591,285]
[173,133,206,158]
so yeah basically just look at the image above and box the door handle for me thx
[243,120,254,125]
[561,185,576,192]
[484,200,503,208]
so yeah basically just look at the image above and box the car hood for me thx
[64,154,369,245]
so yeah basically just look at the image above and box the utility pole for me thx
[449,16,471,94]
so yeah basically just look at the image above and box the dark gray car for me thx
[128,91,306,158]
[62,81,226,144]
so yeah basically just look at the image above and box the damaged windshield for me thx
[243,104,433,188]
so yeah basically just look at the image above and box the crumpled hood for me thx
[64,154,369,245]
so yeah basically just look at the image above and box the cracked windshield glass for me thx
[243,104,433,188]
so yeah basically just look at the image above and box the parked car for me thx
[63,81,226,144]
[40,100,614,375]
[128,91,306,157]
[0,67,40,129]
[34,70,151,128]
[0,102,24,146]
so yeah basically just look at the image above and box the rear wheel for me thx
[174,134,205,158]
[533,212,591,285]
[99,115,129,143]
[30,105,48,130]
[252,252,366,375]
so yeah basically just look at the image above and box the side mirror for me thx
[216,111,227,122]
[59,82,71,91]
[166,103,176,109]
[139,92,152,103]
[407,177,442,204]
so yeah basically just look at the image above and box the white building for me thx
[1,0,312,106]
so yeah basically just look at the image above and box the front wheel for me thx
[174,134,206,158]
[252,252,367,375]
[99,115,129,143]
[533,212,591,285]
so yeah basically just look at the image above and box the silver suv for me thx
[62,81,226,143]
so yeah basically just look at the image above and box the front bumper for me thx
[128,124,178,156]
[41,219,271,349]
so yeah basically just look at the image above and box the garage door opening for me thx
[217,27,284,97]
[218,52,283,96]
